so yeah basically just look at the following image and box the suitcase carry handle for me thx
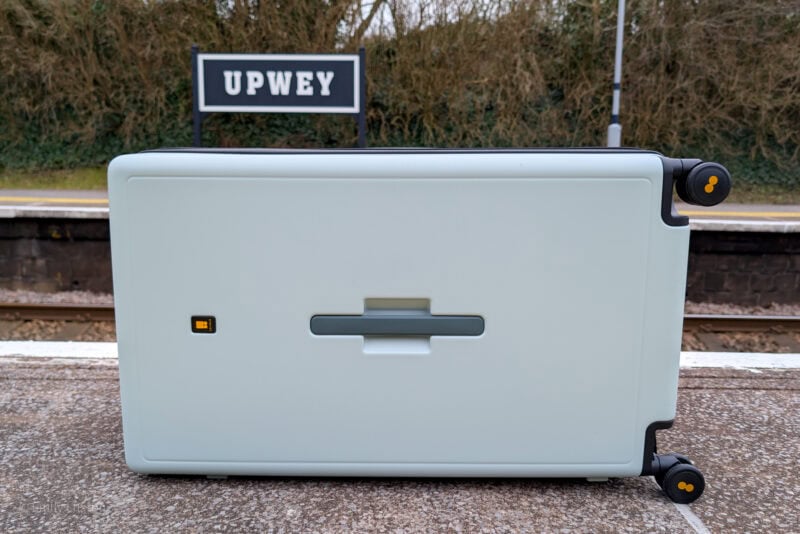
[310,315,484,336]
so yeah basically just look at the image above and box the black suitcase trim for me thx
[640,420,674,475]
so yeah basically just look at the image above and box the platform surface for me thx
[0,190,109,219]
[675,202,800,233]
[0,355,797,533]
[0,189,797,231]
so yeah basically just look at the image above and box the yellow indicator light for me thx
[677,481,695,492]
[704,175,719,194]
[191,316,216,334]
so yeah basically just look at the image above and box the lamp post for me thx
[607,0,626,147]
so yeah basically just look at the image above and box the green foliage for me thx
[0,166,107,190]
[0,0,797,188]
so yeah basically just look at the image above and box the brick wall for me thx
[0,219,112,293]
[686,231,800,305]
[1,219,798,304]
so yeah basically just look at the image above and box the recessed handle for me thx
[310,314,485,336]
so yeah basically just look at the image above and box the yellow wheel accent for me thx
[704,175,719,194]
[663,462,705,503]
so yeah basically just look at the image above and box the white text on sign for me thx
[223,70,335,97]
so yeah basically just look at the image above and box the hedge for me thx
[1,0,798,185]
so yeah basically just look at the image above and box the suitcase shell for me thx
[108,149,691,478]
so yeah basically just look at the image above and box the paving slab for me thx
[0,358,798,533]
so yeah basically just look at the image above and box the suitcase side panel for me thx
[109,152,687,477]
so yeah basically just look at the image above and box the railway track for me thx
[0,303,798,350]
[0,303,116,342]
[683,314,800,333]
[683,314,800,352]
[0,302,115,322]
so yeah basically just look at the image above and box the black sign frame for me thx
[191,46,366,148]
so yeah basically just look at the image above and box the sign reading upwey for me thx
[197,53,360,113]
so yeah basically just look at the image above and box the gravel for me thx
[681,333,705,352]
[9,320,66,341]
[0,289,113,306]
[715,332,800,353]
[0,320,116,342]
[685,300,800,316]
[74,322,117,342]
[0,289,800,316]
[1,292,798,350]
[2,291,797,316]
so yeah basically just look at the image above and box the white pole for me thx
[607,0,625,147]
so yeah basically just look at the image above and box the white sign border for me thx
[197,53,360,114]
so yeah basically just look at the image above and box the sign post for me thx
[191,47,366,148]
[607,0,626,147]
[191,45,204,147]
[358,46,367,149]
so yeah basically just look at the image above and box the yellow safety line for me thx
[0,197,796,217]
[0,196,108,205]
[679,210,800,218]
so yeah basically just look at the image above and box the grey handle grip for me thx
[310,315,484,336]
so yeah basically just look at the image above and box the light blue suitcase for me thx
[108,148,730,503]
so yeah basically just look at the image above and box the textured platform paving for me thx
[0,357,798,533]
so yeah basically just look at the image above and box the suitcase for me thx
[108,148,731,503]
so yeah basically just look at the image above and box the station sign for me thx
[197,54,360,114]
[191,47,367,147]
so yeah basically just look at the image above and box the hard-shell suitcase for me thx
[108,148,730,503]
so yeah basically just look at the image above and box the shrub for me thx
[0,0,797,186]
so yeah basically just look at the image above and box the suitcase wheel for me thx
[654,453,693,488]
[677,162,732,207]
[661,463,706,504]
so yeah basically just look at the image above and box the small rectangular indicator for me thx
[191,315,216,334]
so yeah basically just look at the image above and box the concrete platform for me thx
[676,202,800,233]
[0,190,108,219]
[1,355,797,533]
[0,189,798,231]
[676,202,800,219]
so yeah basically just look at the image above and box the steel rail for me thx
[683,314,800,333]
[0,304,798,333]
[0,303,115,322]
